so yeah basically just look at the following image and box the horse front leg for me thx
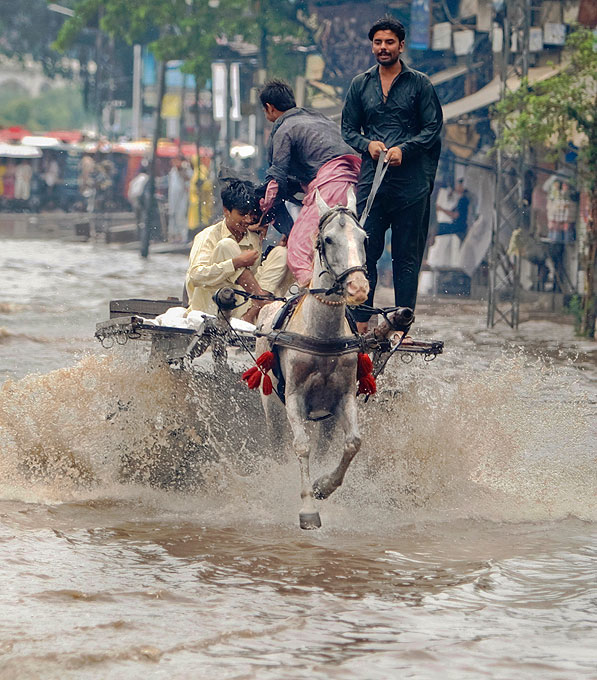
[312,392,361,500]
[285,393,321,529]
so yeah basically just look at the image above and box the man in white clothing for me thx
[186,179,291,323]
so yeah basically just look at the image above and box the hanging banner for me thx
[211,62,227,122]
[529,27,543,52]
[410,0,431,50]
[162,94,181,119]
[142,51,195,88]
[453,29,475,55]
[229,62,242,122]
[432,22,452,51]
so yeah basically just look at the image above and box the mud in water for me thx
[0,239,596,679]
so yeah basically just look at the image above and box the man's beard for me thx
[376,53,399,66]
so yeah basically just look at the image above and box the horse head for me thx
[314,188,369,306]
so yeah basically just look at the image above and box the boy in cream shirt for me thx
[186,179,292,323]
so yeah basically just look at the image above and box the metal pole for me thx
[487,0,530,330]
[178,75,188,149]
[226,60,233,164]
[141,59,167,258]
[132,44,142,139]
[488,7,510,328]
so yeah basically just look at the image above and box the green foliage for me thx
[55,0,312,87]
[494,27,597,192]
[0,85,89,131]
[565,293,584,333]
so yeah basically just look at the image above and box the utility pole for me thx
[141,59,167,258]
[487,0,531,329]
[132,45,143,139]
[253,0,268,176]
[94,8,104,135]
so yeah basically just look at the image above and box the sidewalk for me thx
[0,211,135,240]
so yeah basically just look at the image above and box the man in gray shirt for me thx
[260,80,361,286]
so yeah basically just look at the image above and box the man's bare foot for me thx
[389,330,414,346]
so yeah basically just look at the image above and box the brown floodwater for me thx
[0,239,595,679]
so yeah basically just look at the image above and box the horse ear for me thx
[346,187,357,214]
[315,189,330,216]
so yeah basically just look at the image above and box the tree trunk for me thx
[581,190,597,338]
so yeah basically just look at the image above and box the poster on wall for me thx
[530,27,543,52]
[410,0,431,50]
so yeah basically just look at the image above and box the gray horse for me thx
[256,188,369,529]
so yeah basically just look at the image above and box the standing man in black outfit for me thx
[342,16,443,333]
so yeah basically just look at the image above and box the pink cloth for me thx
[287,154,361,286]
[260,179,279,214]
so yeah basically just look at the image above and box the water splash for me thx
[0,349,594,524]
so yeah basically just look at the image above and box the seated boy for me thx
[185,179,292,323]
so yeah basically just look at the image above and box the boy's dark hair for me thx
[221,179,260,215]
[368,16,406,42]
[259,79,296,112]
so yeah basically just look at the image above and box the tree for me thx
[0,0,79,78]
[0,86,88,130]
[495,27,597,337]
[55,0,315,248]
[55,0,311,85]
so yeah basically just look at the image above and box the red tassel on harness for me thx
[246,369,262,390]
[242,352,275,394]
[242,365,262,390]
[262,374,273,396]
[242,365,258,381]
[357,352,376,395]
[357,352,373,379]
[358,373,377,395]
[256,351,275,372]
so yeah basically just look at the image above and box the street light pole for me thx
[132,45,143,139]
[141,59,167,258]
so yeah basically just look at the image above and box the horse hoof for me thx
[299,512,321,530]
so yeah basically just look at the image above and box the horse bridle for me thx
[312,205,367,297]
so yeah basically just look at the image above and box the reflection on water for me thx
[0,239,596,679]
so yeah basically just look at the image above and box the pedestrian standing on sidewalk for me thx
[342,16,443,333]
[168,156,190,243]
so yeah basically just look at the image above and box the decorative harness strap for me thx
[255,328,365,357]
[264,291,363,356]
[246,293,367,403]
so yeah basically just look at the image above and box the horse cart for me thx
[95,293,443,376]
[95,191,444,529]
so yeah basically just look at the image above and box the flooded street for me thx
[1,238,596,679]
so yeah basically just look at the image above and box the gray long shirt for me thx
[265,107,354,196]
